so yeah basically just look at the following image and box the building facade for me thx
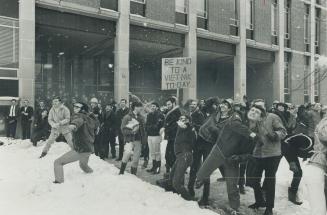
[1,0,327,106]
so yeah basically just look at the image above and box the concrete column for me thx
[182,0,197,103]
[310,0,316,103]
[19,0,35,106]
[114,0,130,102]
[233,0,246,103]
[273,0,285,102]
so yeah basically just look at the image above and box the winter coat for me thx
[209,113,254,158]
[190,109,205,133]
[70,112,99,153]
[164,106,182,140]
[101,110,116,137]
[309,117,327,172]
[146,110,165,136]
[116,107,130,130]
[174,125,196,155]
[198,114,219,145]
[121,112,146,144]
[307,110,322,138]
[252,113,287,158]
[48,104,71,134]
[31,116,51,143]
[20,106,34,123]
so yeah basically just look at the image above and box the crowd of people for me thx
[4,94,327,215]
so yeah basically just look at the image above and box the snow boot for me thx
[39,152,47,158]
[153,161,161,174]
[119,162,127,175]
[263,207,273,215]
[131,167,137,175]
[146,160,156,173]
[180,187,197,201]
[198,197,209,206]
[248,202,266,209]
[288,187,303,205]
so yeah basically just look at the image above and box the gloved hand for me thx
[267,131,279,141]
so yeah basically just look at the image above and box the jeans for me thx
[188,137,213,200]
[251,156,281,208]
[304,164,327,215]
[148,136,162,161]
[54,150,93,183]
[122,141,142,168]
[165,138,176,171]
[196,145,241,210]
[170,152,193,197]
[42,130,73,153]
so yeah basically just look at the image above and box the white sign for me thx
[161,57,194,90]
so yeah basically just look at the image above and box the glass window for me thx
[197,0,207,18]
[0,0,19,18]
[284,1,291,39]
[176,0,187,13]
[271,1,278,36]
[304,4,310,44]
[246,0,254,30]
[284,53,291,101]
[131,0,145,3]
[304,57,310,96]
[315,8,321,54]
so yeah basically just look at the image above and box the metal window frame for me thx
[175,0,187,14]
[131,0,146,4]
[197,0,208,19]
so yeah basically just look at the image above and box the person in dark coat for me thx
[99,103,117,159]
[115,99,130,161]
[90,97,102,157]
[195,99,256,213]
[53,102,99,184]
[6,99,19,139]
[20,99,34,140]
[145,102,165,174]
[31,109,51,146]
[169,114,196,200]
[163,97,182,175]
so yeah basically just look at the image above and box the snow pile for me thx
[0,138,217,215]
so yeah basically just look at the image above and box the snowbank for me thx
[0,138,217,215]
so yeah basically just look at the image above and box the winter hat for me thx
[222,98,234,109]
[251,104,267,117]
[90,97,98,104]
[74,102,89,113]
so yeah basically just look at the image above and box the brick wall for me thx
[207,0,232,35]
[290,0,305,52]
[290,53,305,104]
[146,0,175,24]
[254,0,271,44]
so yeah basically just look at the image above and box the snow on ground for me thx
[0,137,313,215]
[0,138,216,215]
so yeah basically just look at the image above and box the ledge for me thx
[246,40,279,52]
[130,14,189,34]
[196,29,240,44]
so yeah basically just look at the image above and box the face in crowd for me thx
[189,100,198,112]
[313,103,322,112]
[220,102,231,115]
[166,100,175,111]
[247,106,263,122]
[120,99,127,109]
[150,104,158,113]
[23,100,29,107]
[90,102,97,109]
[73,103,83,114]
[277,104,285,112]
[52,98,61,109]
[105,105,113,112]
[39,101,45,108]
[134,105,143,115]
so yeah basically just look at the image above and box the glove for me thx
[267,131,279,141]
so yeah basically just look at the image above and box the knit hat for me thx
[222,98,234,109]
[90,97,98,104]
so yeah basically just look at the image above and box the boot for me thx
[119,162,127,175]
[188,184,195,197]
[146,160,156,173]
[239,185,246,194]
[248,202,266,209]
[198,196,209,206]
[131,167,137,175]
[263,207,273,215]
[180,187,197,201]
[288,187,303,205]
[153,161,161,174]
[142,159,148,169]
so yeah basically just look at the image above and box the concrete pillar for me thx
[310,0,316,103]
[19,0,35,106]
[182,0,197,103]
[273,0,285,102]
[114,0,130,102]
[233,0,246,103]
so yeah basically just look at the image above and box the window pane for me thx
[197,0,207,18]
[176,0,186,13]
[246,0,253,29]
